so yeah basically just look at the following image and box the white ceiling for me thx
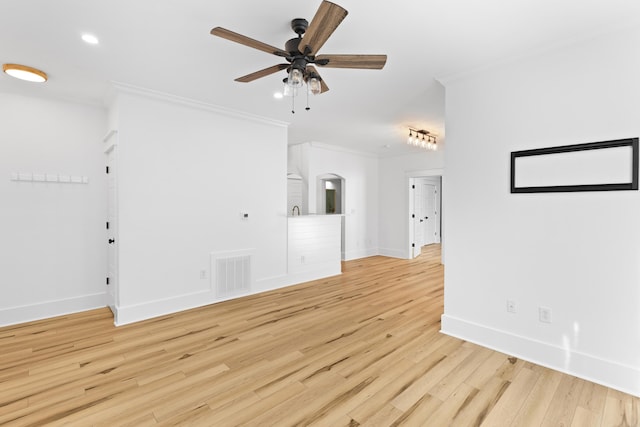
[1,1,639,156]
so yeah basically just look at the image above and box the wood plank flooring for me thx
[1,244,639,426]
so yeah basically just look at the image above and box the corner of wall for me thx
[441,314,640,398]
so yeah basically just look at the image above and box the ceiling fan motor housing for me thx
[291,18,309,36]
[286,18,310,56]
[285,37,302,54]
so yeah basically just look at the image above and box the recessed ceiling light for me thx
[273,92,284,99]
[2,63,47,83]
[81,34,99,45]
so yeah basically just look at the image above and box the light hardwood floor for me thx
[1,244,639,426]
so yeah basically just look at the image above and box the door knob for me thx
[108,238,115,244]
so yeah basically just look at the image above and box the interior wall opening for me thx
[317,173,346,259]
[407,170,444,262]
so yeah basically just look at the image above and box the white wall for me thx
[0,93,107,326]
[441,27,640,396]
[288,215,342,282]
[378,152,444,258]
[290,143,379,261]
[110,87,289,324]
[288,144,310,214]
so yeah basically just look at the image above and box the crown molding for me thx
[108,81,290,128]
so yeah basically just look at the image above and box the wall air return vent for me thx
[211,250,253,298]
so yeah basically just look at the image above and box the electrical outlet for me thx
[199,270,207,280]
[539,307,552,323]
[506,300,516,313]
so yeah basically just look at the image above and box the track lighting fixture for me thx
[406,128,437,151]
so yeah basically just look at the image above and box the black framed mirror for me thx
[510,138,639,193]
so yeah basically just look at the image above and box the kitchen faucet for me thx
[292,205,300,216]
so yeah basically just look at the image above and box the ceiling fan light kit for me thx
[288,62,305,88]
[307,75,322,95]
[210,0,387,113]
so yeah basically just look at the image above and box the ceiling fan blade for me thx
[235,64,289,83]
[305,65,330,93]
[211,27,289,58]
[315,54,387,69]
[298,1,348,56]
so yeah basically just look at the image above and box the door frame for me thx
[411,178,424,257]
[316,173,346,259]
[406,168,444,260]
[422,183,438,246]
[104,131,119,322]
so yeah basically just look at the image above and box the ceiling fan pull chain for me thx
[291,92,295,114]
[305,86,311,111]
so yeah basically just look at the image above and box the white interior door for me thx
[423,183,437,245]
[106,145,119,316]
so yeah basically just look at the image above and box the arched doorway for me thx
[316,173,345,215]
[317,173,346,259]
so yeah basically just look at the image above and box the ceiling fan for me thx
[210,0,387,99]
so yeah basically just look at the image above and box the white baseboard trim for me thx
[282,268,342,287]
[378,247,409,259]
[0,293,107,327]
[248,266,342,295]
[114,289,215,326]
[441,314,640,398]
[344,248,379,261]
[115,267,342,326]
[254,274,290,292]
